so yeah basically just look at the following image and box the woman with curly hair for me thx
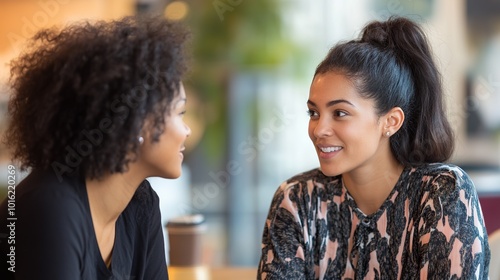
[258,17,490,279]
[0,15,190,279]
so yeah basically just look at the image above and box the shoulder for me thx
[126,179,161,221]
[132,179,160,207]
[409,163,481,216]
[410,163,474,193]
[9,169,86,217]
[273,168,341,202]
[0,170,90,261]
[415,162,469,178]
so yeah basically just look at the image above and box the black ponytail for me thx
[314,16,454,166]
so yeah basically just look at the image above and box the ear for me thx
[381,107,404,137]
[138,118,155,147]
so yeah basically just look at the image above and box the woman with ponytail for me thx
[258,16,490,279]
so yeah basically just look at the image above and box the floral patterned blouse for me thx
[258,163,490,279]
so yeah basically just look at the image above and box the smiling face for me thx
[139,83,191,179]
[307,72,391,177]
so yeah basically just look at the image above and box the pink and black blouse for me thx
[258,163,490,279]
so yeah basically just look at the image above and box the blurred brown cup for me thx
[166,214,207,267]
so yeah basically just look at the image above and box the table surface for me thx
[169,266,257,280]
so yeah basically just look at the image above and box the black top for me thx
[0,169,169,280]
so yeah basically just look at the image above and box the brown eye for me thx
[307,109,319,118]
[334,110,348,117]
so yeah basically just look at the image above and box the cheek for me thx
[347,123,381,151]
[344,118,378,136]
[338,125,357,139]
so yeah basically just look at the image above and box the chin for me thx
[319,164,342,177]
[165,172,181,179]
[156,169,182,179]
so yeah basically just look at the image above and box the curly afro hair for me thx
[4,15,190,180]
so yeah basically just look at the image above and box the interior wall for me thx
[0,0,136,83]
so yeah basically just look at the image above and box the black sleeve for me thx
[1,185,86,280]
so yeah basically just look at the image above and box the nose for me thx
[312,117,333,138]
[185,122,191,138]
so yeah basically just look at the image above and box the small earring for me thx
[385,131,391,137]
[138,136,144,144]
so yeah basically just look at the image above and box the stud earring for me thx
[385,131,390,137]
[138,136,144,144]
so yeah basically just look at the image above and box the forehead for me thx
[170,83,186,106]
[309,72,360,100]
[309,72,379,113]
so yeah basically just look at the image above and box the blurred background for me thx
[0,0,499,268]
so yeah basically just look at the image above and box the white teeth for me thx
[320,146,342,153]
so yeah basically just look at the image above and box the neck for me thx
[86,167,146,226]
[342,153,404,215]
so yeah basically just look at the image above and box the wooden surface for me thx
[168,266,256,280]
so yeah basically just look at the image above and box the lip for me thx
[316,144,343,160]
[179,146,185,159]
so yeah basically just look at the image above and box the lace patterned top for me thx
[258,163,490,279]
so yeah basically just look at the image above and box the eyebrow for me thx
[307,99,355,107]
